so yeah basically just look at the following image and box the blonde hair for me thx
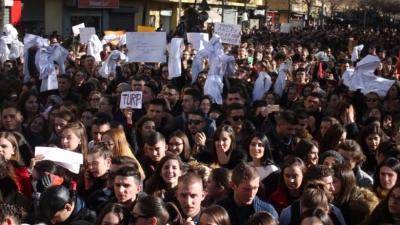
[60,122,89,159]
[103,128,145,179]
[0,132,19,162]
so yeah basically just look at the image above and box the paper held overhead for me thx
[72,23,85,35]
[35,147,83,174]
[342,54,393,98]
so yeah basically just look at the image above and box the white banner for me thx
[126,32,167,63]
[213,23,241,45]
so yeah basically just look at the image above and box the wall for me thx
[45,0,63,35]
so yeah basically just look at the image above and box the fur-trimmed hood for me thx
[348,187,380,216]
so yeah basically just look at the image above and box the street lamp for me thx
[198,0,210,26]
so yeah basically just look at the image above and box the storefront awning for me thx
[206,10,221,23]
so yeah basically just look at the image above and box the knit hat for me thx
[318,150,345,165]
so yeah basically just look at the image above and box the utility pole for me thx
[222,0,225,22]
[142,0,148,26]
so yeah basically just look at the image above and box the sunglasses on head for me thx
[231,115,246,121]
[366,98,377,102]
[188,119,204,125]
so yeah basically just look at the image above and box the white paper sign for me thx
[126,32,167,63]
[72,23,85,35]
[361,76,395,98]
[120,91,143,109]
[281,23,291,33]
[214,23,241,45]
[187,33,209,51]
[79,27,96,43]
[35,147,83,174]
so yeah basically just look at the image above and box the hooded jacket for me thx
[56,196,96,225]
[339,187,379,225]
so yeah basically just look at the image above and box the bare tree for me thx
[301,0,313,26]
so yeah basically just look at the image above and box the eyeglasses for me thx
[366,98,378,102]
[169,143,183,147]
[188,119,204,125]
[390,193,400,205]
[162,70,169,74]
[231,115,246,121]
[91,98,101,102]
[99,103,110,106]
[130,212,150,223]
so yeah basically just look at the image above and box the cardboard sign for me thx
[104,30,126,45]
[120,91,143,109]
[72,23,85,35]
[137,26,156,32]
[213,23,241,45]
[280,23,291,33]
[187,33,209,51]
[78,0,119,8]
[79,27,96,43]
[126,32,167,63]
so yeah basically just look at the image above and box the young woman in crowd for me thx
[297,208,334,225]
[133,116,156,157]
[0,132,32,199]
[319,124,347,155]
[372,157,400,200]
[318,117,339,141]
[205,167,232,205]
[101,128,146,180]
[93,203,130,225]
[168,130,193,162]
[0,156,29,211]
[209,125,247,170]
[200,95,213,116]
[247,132,279,179]
[199,205,231,225]
[383,84,400,113]
[131,195,182,225]
[361,182,400,224]
[17,90,40,125]
[48,110,75,146]
[88,91,102,109]
[46,104,60,129]
[357,124,383,174]
[318,150,345,168]
[331,164,379,224]
[25,114,49,149]
[60,122,89,158]
[336,140,373,188]
[293,139,319,168]
[269,157,306,215]
[145,154,184,199]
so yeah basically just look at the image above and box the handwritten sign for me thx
[187,33,209,51]
[126,32,166,63]
[214,23,241,45]
[137,26,156,32]
[280,23,291,33]
[79,27,96,43]
[120,91,143,109]
[72,23,85,35]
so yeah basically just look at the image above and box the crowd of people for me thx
[2,22,400,225]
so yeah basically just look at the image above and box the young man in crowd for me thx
[139,132,168,179]
[175,172,206,224]
[113,166,143,211]
[217,162,278,225]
